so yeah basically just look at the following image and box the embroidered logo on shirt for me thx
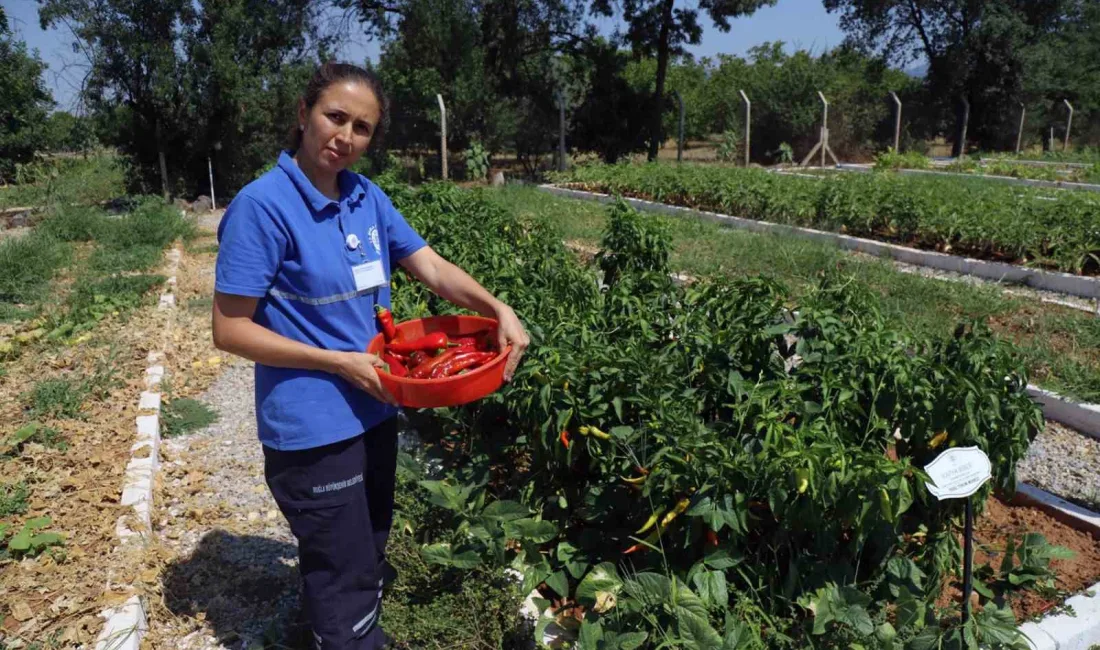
[369,225,381,255]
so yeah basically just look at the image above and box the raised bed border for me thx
[980,158,1093,170]
[93,241,180,650]
[835,163,1100,193]
[537,184,1100,301]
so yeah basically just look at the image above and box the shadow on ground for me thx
[161,529,309,649]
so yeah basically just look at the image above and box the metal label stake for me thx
[924,446,992,625]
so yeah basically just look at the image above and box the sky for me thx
[2,0,848,112]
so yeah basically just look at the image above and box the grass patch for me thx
[95,197,196,250]
[25,378,87,419]
[190,243,219,254]
[35,203,107,242]
[0,302,33,322]
[0,153,127,210]
[23,350,120,419]
[60,274,164,329]
[87,244,163,274]
[489,185,1100,402]
[0,481,30,517]
[0,232,70,304]
[161,398,218,438]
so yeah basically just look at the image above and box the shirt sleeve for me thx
[215,194,287,298]
[380,189,427,265]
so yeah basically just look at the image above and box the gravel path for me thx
[1019,420,1100,513]
[152,360,303,650]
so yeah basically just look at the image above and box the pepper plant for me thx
[382,179,1045,649]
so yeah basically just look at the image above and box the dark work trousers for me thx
[263,417,399,650]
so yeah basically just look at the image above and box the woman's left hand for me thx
[494,303,529,382]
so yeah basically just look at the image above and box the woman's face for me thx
[298,80,381,174]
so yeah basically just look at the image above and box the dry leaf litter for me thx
[0,240,179,647]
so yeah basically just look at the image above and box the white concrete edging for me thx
[94,244,180,650]
[1010,483,1100,650]
[538,185,1100,301]
[1026,385,1100,440]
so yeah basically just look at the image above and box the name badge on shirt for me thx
[352,261,386,292]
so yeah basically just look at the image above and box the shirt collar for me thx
[277,151,368,215]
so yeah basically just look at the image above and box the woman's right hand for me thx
[331,352,398,406]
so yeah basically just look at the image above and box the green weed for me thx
[161,398,218,438]
[0,232,70,303]
[35,204,107,242]
[25,378,86,419]
[0,153,127,210]
[0,302,33,322]
[96,197,196,250]
[87,244,163,274]
[3,422,68,455]
[0,482,29,517]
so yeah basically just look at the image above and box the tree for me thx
[822,0,1070,154]
[40,0,330,196]
[343,0,589,172]
[0,14,54,181]
[591,0,776,161]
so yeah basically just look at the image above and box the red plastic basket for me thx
[367,315,511,408]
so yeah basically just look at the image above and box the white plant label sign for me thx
[923,446,992,500]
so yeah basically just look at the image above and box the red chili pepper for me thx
[407,350,429,370]
[434,351,496,378]
[380,353,408,377]
[409,348,462,379]
[450,331,495,352]
[374,305,398,342]
[706,530,719,547]
[386,332,452,354]
[559,430,570,448]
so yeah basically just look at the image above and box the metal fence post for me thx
[957,97,970,158]
[207,157,216,211]
[1016,102,1026,155]
[673,91,684,163]
[819,91,829,168]
[890,92,902,152]
[555,89,566,172]
[1063,100,1074,151]
[739,90,750,167]
[436,94,448,180]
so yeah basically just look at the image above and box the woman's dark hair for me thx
[289,61,389,151]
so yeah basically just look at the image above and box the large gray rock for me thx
[192,195,213,212]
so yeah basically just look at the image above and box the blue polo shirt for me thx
[216,151,427,450]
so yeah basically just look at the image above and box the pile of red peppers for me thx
[374,306,498,379]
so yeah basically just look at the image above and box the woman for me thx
[212,62,529,649]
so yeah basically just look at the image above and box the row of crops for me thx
[551,163,1100,276]
[873,151,1100,185]
[382,176,1048,649]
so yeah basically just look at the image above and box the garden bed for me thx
[939,496,1100,623]
[550,162,1100,277]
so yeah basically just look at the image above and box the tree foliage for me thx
[591,0,775,160]
[38,0,328,196]
[0,13,54,181]
[823,0,1084,153]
